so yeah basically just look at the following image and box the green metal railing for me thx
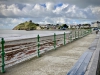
[0,29,92,73]
[1,38,5,73]
[69,32,72,42]
[78,30,79,38]
[75,30,76,39]
[54,33,56,50]
[64,32,66,45]
[37,34,40,57]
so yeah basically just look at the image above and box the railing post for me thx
[54,33,56,49]
[75,30,76,39]
[78,30,79,38]
[90,28,92,34]
[85,30,87,35]
[82,30,84,36]
[1,38,5,73]
[85,30,86,36]
[81,29,82,37]
[64,32,66,45]
[84,30,85,36]
[69,32,72,42]
[83,30,84,36]
[87,29,88,34]
[88,29,89,34]
[37,35,40,57]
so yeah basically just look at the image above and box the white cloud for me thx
[1,0,100,8]
[0,18,27,29]
[46,2,54,11]
[34,4,41,10]
[0,0,100,8]
[0,2,100,29]
[55,17,66,24]
[91,6,100,18]
[53,4,69,14]
[0,3,100,19]
[0,4,22,17]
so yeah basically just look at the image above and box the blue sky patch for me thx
[40,4,46,7]
[54,3,63,9]
[57,3,63,7]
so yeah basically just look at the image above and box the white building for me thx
[91,21,100,28]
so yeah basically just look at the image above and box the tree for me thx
[78,24,81,28]
[56,24,59,26]
[97,21,100,24]
[36,24,39,26]
[29,20,32,23]
[62,24,68,28]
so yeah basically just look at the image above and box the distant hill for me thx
[13,20,39,30]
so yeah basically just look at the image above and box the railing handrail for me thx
[0,29,92,73]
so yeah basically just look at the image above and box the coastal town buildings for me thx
[91,21,100,28]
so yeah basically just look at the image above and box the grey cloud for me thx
[0,18,27,29]
[0,2,100,28]
[0,0,100,8]
[0,3,57,18]
[0,3,100,19]
[16,4,26,10]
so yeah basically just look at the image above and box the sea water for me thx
[0,30,70,40]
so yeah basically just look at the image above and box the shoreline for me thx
[0,30,70,41]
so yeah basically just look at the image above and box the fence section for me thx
[0,29,92,73]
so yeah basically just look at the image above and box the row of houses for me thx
[39,24,60,29]
[91,21,100,28]
[39,24,91,29]
[69,24,91,29]
[36,21,100,30]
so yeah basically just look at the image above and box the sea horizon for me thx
[0,30,70,41]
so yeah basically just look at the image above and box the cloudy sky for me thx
[0,0,100,29]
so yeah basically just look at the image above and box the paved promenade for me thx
[1,32,96,75]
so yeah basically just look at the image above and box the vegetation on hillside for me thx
[13,20,39,30]
[58,24,69,29]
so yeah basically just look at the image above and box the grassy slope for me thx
[13,21,37,30]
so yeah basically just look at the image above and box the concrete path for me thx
[1,33,96,75]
